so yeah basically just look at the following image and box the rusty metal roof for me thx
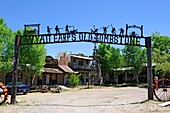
[58,65,77,73]
[43,68,63,73]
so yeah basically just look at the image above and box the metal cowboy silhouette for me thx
[65,25,72,33]
[70,26,78,34]
[110,24,116,34]
[101,26,109,34]
[119,28,124,35]
[47,26,52,34]
[91,25,99,33]
[55,25,63,34]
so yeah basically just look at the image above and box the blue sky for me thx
[1,0,170,57]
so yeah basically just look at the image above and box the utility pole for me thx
[11,36,20,104]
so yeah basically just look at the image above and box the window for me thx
[85,60,89,64]
[73,58,76,62]
[79,60,83,65]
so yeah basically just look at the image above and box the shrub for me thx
[67,73,80,87]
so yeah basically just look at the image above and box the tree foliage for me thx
[98,44,112,75]
[15,28,47,84]
[110,47,123,69]
[98,44,123,81]
[0,18,14,79]
[152,32,170,75]
[122,45,146,83]
[0,18,46,84]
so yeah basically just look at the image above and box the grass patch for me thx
[112,83,137,87]
[137,83,148,88]
[111,83,148,88]
[0,102,9,106]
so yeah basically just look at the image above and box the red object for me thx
[0,82,8,103]
[154,76,159,90]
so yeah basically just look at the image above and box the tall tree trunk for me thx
[136,74,139,84]
[26,69,29,84]
[31,74,36,86]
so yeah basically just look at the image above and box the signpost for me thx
[11,24,153,104]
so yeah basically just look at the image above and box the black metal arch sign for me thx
[21,33,146,47]
[20,24,149,47]
[11,23,153,105]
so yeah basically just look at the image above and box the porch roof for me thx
[112,67,134,71]
[112,63,157,72]
[43,68,63,74]
[58,65,77,73]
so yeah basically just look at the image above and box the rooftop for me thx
[71,54,93,60]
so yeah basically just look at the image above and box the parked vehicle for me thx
[6,82,30,95]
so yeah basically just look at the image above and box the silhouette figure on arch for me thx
[55,25,63,34]
[119,28,124,35]
[91,25,99,33]
[110,24,116,35]
[101,26,109,34]
[65,25,72,33]
[47,26,52,34]
[130,31,139,36]
[70,26,78,34]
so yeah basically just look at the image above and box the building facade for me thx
[56,52,93,84]
[38,55,64,85]
[69,54,93,84]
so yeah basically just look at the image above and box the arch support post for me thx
[11,36,20,104]
[146,37,153,100]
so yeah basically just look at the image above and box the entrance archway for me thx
[11,24,153,104]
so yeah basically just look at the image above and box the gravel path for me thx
[0,87,170,113]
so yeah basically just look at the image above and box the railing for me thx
[71,64,91,70]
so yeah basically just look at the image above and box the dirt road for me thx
[0,87,170,113]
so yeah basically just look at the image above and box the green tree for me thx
[152,32,170,76]
[15,29,46,85]
[110,47,123,84]
[67,73,80,87]
[110,47,123,70]
[98,44,112,82]
[0,18,14,82]
[122,45,146,83]
[98,44,123,83]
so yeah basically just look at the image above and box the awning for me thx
[58,65,77,73]
[43,68,63,74]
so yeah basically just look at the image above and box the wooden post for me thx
[146,37,153,100]
[11,36,20,104]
